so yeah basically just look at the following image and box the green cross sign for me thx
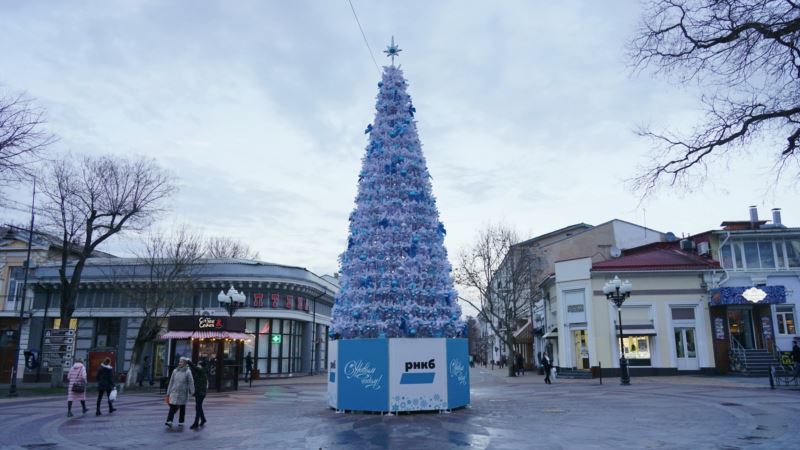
[271,334,282,344]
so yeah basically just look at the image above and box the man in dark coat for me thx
[95,357,116,415]
[190,360,209,429]
[792,340,800,375]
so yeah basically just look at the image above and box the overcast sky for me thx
[1,1,797,279]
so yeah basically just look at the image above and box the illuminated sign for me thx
[742,287,767,303]
[271,334,282,344]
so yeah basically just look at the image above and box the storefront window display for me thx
[253,318,304,375]
[622,335,651,366]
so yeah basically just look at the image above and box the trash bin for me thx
[590,366,600,378]
[252,369,260,380]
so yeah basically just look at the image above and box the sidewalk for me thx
[0,373,328,401]
[473,364,778,389]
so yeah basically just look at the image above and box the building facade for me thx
[19,258,337,383]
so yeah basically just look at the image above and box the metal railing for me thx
[729,336,747,373]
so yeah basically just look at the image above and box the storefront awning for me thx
[513,319,532,339]
[159,331,252,340]
[616,324,656,336]
[159,331,194,339]
[543,329,558,339]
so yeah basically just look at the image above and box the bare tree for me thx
[204,236,260,259]
[0,92,54,189]
[39,154,176,324]
[630,0,800,194]
[455,224,537,377]
[115,227,205,387]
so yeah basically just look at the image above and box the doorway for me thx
[674,327,699,370]
[572,330,589,370]
[727,308,755,349]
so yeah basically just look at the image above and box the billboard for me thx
[388,339,447,411]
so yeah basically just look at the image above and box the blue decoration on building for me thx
[709,286,786,305]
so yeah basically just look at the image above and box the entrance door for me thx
[727,308,755,349]
[572,330,589,370]
[674,327,699,370]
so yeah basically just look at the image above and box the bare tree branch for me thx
[629,0,800,195]
[204,236,260,260]
[0,91,55,189]
[39,153,177,323]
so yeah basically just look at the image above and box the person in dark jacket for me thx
[190,360,209,430]
[244,352,253,382]
[542,353,552,384]
[95,357,116,415]
[792,340,800,375]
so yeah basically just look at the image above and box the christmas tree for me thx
[331,39,463,340]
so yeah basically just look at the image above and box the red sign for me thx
[286,295,294,309]
[87,351,115,382]
[253,293,264,307]
[271,294,280,308]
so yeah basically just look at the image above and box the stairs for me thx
[555,368,593,379]
[738,349,782,377]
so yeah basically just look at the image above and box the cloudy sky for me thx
[1,1,797,278]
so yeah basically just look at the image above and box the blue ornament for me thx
[353,311,361,319]
[364,124,373,134]
[408,328,417,336]
[408,105,416,116]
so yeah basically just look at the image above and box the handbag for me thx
[71,382,86,393]
[109,387,118,401]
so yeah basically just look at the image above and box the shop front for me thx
[708,286,786,373]
[160,316,250,391]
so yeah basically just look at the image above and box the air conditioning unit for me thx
[697,241,710,255]
[200,310,216,317]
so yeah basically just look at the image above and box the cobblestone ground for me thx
[0,368,798,449]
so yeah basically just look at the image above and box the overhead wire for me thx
[347,0,381,73]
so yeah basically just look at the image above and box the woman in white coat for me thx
[165,356,195,428]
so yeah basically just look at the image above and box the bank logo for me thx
[401,359,436,384]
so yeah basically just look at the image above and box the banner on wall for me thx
[336,339,389,411]
[327,340,338,408]
[446,339,470,409]
[388,339,447,411]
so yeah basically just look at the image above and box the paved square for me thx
[1,369,798,449]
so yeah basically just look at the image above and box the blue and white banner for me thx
[388,339,447,411]
[337,339,389,411]
[446,339,470,409]
[327,340,338,408]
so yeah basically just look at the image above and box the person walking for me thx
[542,353,552,384]
[244,352,253,382]
[139,356,154,387]
[516,353,525,376]
[792,340,800,376]
[95,357,116,415]
[67,357,89,417]
[190,360,209,430]
[165,356,195,429]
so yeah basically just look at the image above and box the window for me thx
[776,306,796,335]
[720,245,734,269]
[5,266,25,303]
[52,318,78,330]
[787,240,800,268]
[94,318,120,349]
[622,336,651,366]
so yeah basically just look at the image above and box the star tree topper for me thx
[384,36,402,65]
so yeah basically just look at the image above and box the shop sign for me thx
[199,317,223,329]
[247,293,311,311]
[271,334,282,344]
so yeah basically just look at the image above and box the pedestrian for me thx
[95,357,116,415]
[139,355,154,387]
[165,356,195,429]
[542,353,552,384]
[190,360,208,430]
[792,340,800,375]
[516,353,525,376]
[67,357,88,417]
[490,359,495,370]
[244,351,253,382]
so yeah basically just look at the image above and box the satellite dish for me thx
[610,246,622,258]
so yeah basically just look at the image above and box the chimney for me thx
[772,208,783,227]
[749,206,759,229]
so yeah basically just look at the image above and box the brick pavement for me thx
[0,368,798,449]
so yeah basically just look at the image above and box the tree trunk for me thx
[125,340,145,388]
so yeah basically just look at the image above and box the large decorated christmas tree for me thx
[331,39,463,340]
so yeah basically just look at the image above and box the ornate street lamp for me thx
[602,275,633,386]
[217,285,246,317]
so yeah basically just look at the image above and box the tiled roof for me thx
[592,246,719,271]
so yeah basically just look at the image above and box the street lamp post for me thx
[602,275,632,386]
[217,285,246,317]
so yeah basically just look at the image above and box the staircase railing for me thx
[729,336,747,373]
